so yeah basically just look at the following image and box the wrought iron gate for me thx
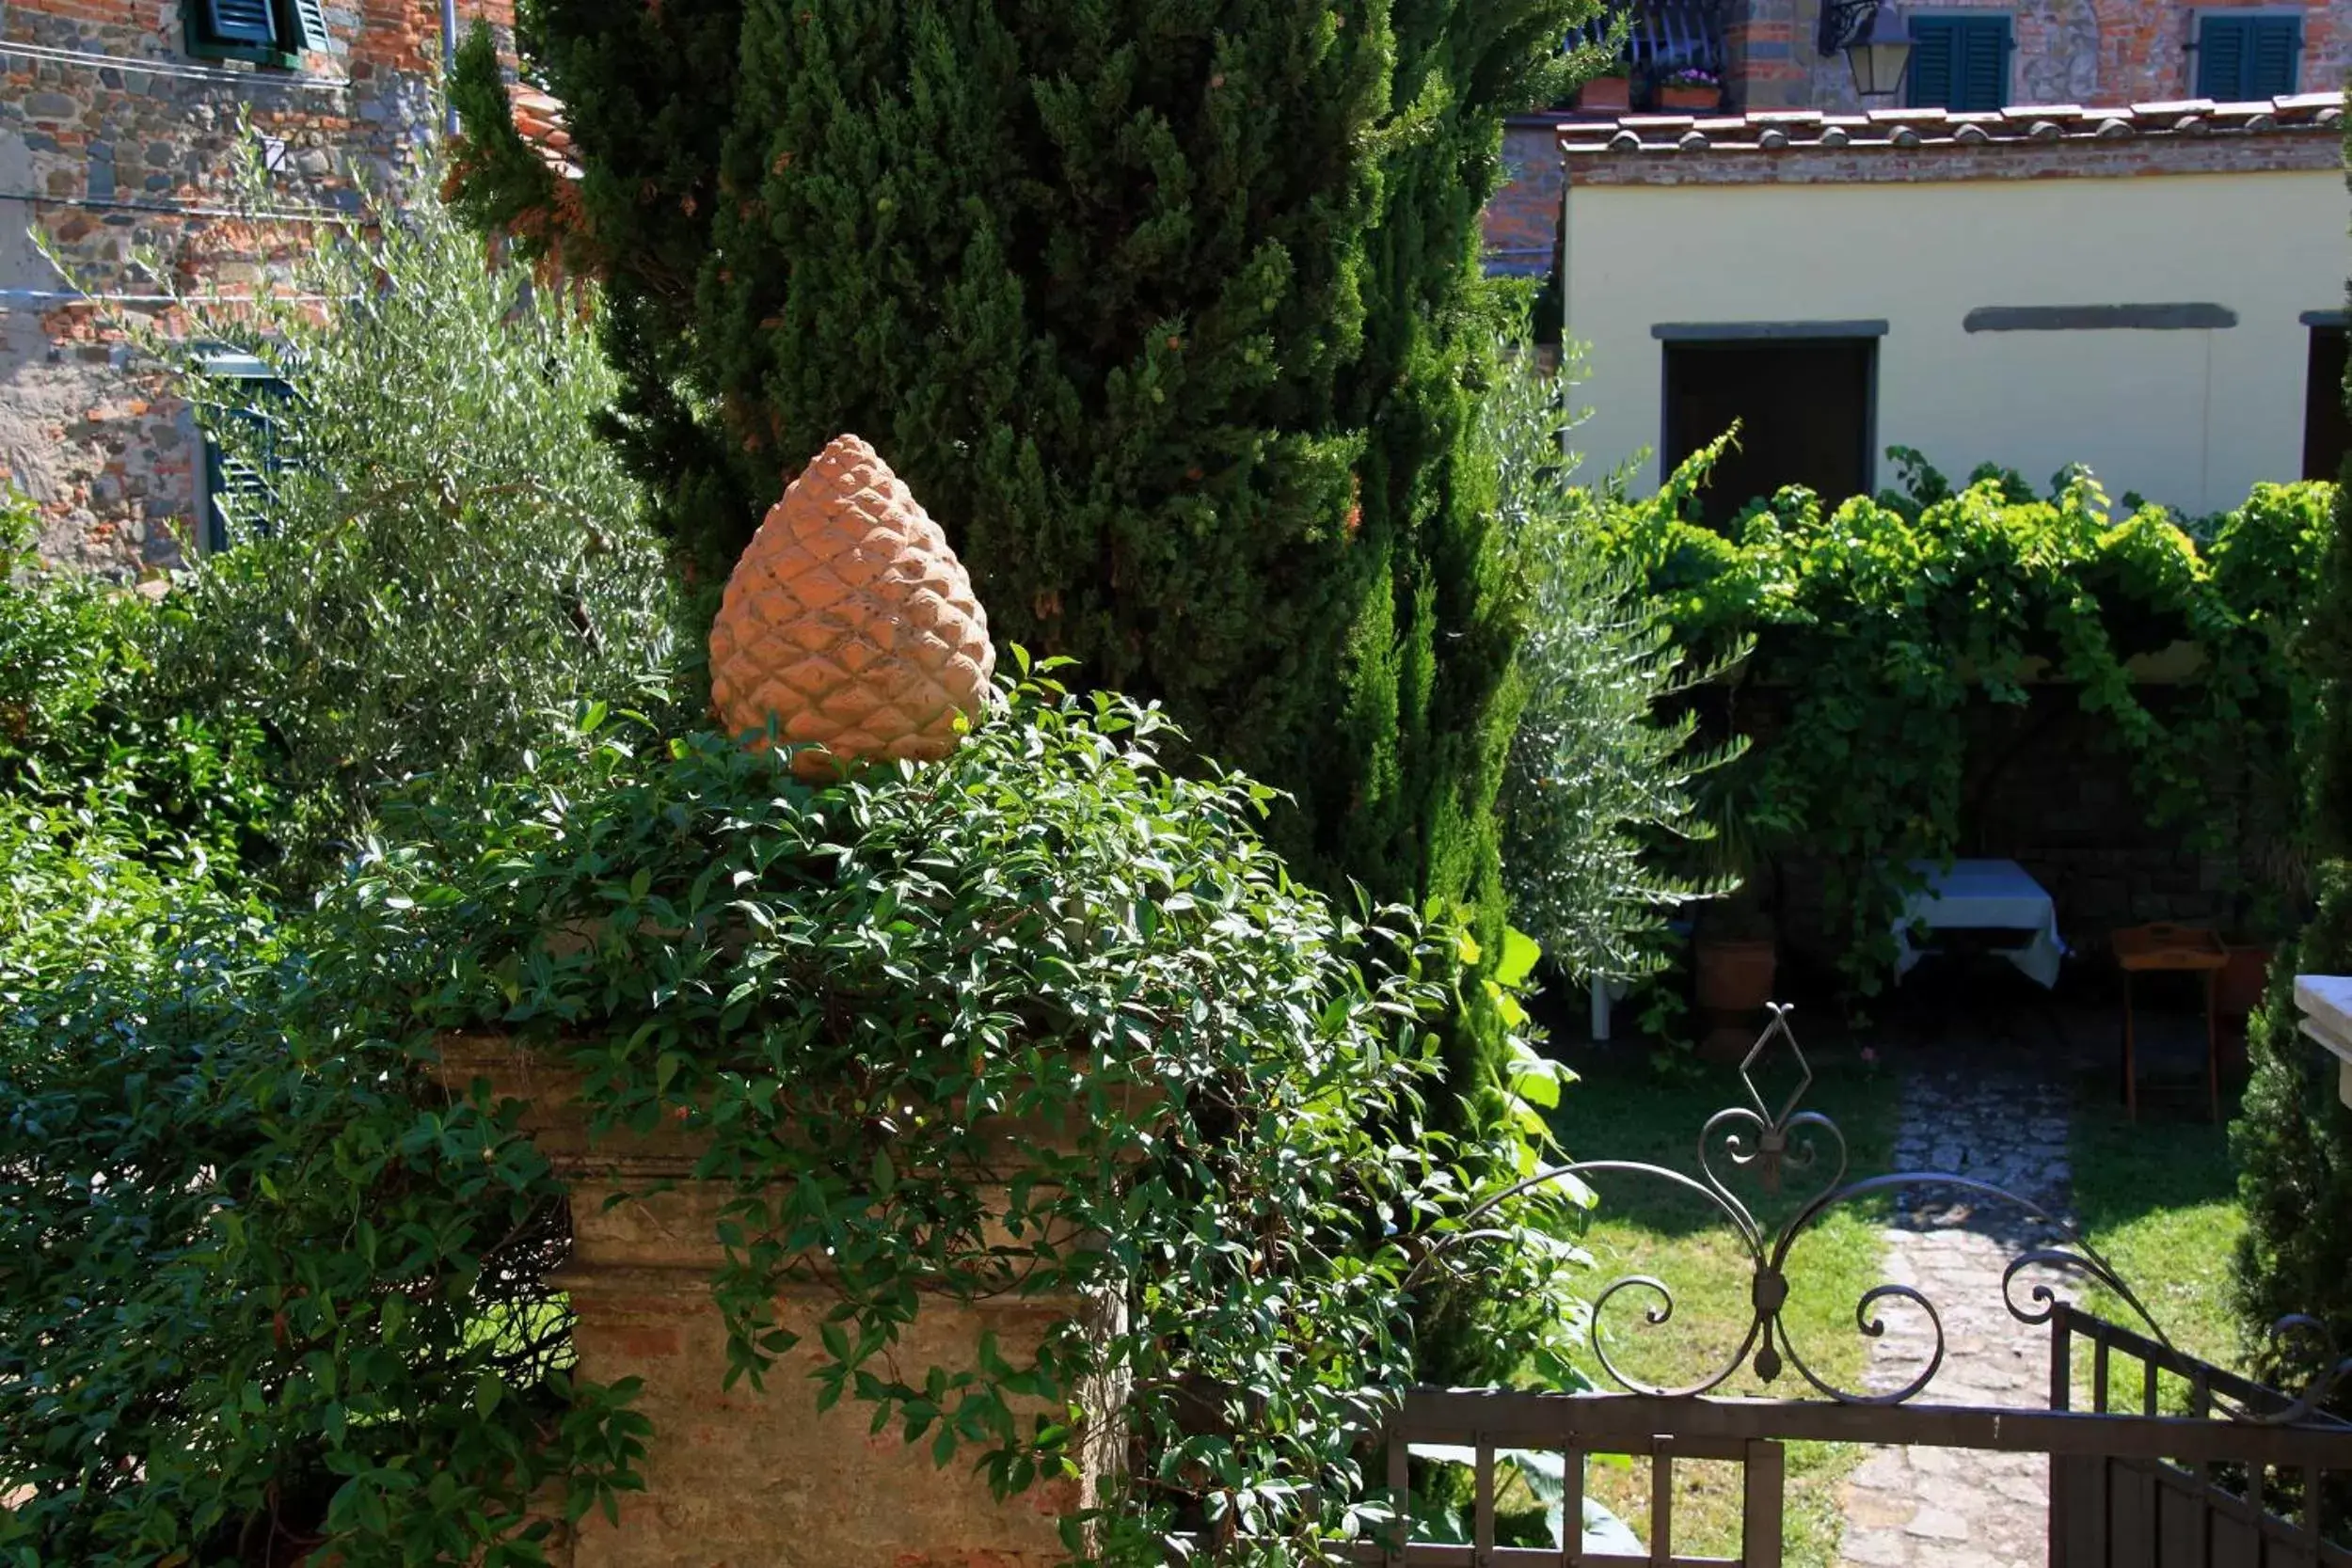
[1362,1008,2352,1566]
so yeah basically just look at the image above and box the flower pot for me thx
[1575,75,1631,113]
[1694,936,1777,1014]
[2217,944,2275,1018]
[1658,84,1722,112]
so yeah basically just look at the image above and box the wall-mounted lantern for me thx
[1818,0,1915,101]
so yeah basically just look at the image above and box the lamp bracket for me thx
[1817,0,1883,55]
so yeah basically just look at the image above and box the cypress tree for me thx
[451,6,1592,1175]
[2231,113,2352,1415]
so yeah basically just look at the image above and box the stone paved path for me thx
[1836,1060,2077,1568]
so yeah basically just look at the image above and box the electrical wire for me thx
[0,287,348,307]
[0,188,356,223]
[0,38,350,92]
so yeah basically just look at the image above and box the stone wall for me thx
[0,0,511,575]
[1743,0,2346,116]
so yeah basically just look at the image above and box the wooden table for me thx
[2110,924,2228,1122]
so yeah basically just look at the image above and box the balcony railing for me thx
[1575,0,1731,79]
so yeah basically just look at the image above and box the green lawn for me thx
[1543,1037,1900,1566]
[2067,1084,2249,1410]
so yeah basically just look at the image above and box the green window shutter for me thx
[1907,18,1957,109]
[2247,15,2302,96]
[275,0,332,54]
[1907,16,2008,111]
[2198,16,2250,97]
[1952,17,2011,110]
[199,375,293,552]
[199,0,279,49]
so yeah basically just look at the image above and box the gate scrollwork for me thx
[1411,1004,2349,1425]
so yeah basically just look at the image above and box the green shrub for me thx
[0,492,274,867]
[1481,345,1740,984]
[0,867,644,1567]
[1597,454,2334,991]
[0,672,1585,1564]
[86,145,687,891]
[2230,111,2352,1416]
[445,15,1603,1326]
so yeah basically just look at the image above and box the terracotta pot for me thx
[1658,84,1722,112]
[707,434,995,780]
[1575,75,1631,113]
[2217,944,2275,1018]
[1694,936,1777,1014]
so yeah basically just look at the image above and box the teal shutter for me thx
[199,0,278,48]
[2200,15,2300,100]
[200,379,292,552]
[1954,17,2010,110]
[275,0,332,53]
[1908,16,2009,111]
[1907,18,1956,108]
[2247,16,2301,96]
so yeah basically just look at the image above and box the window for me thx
[2307,325,2348,483]
[197,350,293,553]
[2196,13,2302,100]
[185,0,332,66]
[1908,15,2012,112]
[1661,335,1879,529]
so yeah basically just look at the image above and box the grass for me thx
[1539,1034,1901,1566]
[2066,1079,2249,1411]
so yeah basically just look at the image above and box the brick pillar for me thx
[1726,0,1812,109]
[440,1036,1116,1568]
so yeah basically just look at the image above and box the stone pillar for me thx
[1724,0,1812,110]
[439,1036,1112,1568]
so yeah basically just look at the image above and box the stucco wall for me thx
[1562,165,2348,515]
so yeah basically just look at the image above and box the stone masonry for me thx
[1836,1060,2078,1568]
[1479,1,2346,274]
[1708,0,2342,116]
[1,0,512,575]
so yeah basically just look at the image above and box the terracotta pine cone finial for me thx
[707,435,995,779]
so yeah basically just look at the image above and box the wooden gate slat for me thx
[1740,1439,1783,1568]
[2112,1456,2156,1566]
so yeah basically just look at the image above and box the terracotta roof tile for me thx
[507,83,581,182]
[1559,90,2344,157]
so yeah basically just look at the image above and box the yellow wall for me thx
[1562,169,2347,514]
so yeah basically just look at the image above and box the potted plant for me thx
[1574,70,1632,114]
[1656,66,1724,113]
[1694,891,1777,1008]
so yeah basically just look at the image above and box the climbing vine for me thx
[1598,450,2335,990]
[3,670,1587,1564]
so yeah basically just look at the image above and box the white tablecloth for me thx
[1891,858,2067,989]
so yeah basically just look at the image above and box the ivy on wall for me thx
[1599,449,2336,990]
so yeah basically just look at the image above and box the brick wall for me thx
[1486,119,1566,277]
[0,0,511,573]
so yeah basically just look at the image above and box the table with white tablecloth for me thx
[1890,858,2068,989]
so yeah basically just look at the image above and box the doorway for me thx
[1663,337,1878,528]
